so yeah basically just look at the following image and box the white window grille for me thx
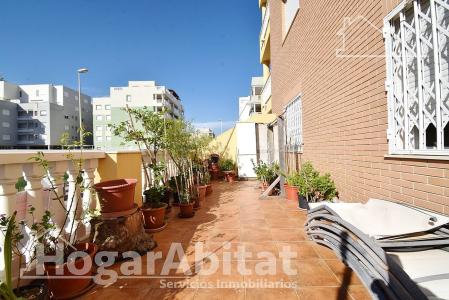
[284,94,303,152]
[385,0,449,154]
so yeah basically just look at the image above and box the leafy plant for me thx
[219,159,236,172]
[14,177,27,193]
[252,160,278,184]
[143,186,166,209]
[292,161,337,203]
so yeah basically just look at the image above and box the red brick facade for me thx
[269,0,449,214]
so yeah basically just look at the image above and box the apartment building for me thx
[239,76,264,121]
[0,80,93,148]
[259,0,449,213]
[93,81,184,150]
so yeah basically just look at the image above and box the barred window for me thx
[284,95,303,152]
[385,0,449,154]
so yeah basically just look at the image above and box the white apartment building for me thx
[93,81,184,150]
[0,80,93,148]
[238,77,263,121]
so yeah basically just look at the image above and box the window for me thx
[96,125,103,132]
[106,136,112,141]
[284,94,303,152]
[97,136,103,142]
[2,135,10,141]
[105,115,111,121]
[105,105,111,110]
[126,95,132,102]
[385,0,449,154]
[64,115,69,119]
[96,105,102,110]
[2,122,10,128]
[35,90,39,97]
[283,0,300,35]
[19,91,22,98]
[64,125,70,131]
[96,115,103,121]
[2,109,10,116]
[40,110,47,116]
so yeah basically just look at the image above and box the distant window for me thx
[33,111,37,116]
[35,90,40,97]
[105,105,111,110]
[64,115,69,119]
[284,94,303,152]
[2,122,10,128]
[2,135,10,141]
[64,125,70,131]
[126,95,132,102]
[96,105,102,110]
[96,115,103,121]
[40,110,47,116]
[96,126,103,132]
[105,115,111,121]
[97,136,103,142]
[2,109,10,116]
[106,136,112,141]
[19,91,22,98]
[283,0,300,35]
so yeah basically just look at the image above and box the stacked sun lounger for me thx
[306,199,449,300]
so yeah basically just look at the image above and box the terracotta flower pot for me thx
[206,184,212,195]
[193,196,201,209]
[142,203,168,230]
[224,171,236,183]
[94,179,137,213]
[286,185,299,202]
[44,243,97,299]
[179,203,194,218]
[197,185,207,202]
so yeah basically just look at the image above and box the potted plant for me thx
[296,161,337,209]
[142,186,168,231]
[164,119,198,218]
[204,172,212,195]
[27,131,98,299]
[178,191,194,218]
[220,159,237,182]
[0,212,49,300]
[286,172,300,202]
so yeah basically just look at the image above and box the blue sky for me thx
[0,0,262,133]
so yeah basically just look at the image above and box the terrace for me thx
[82,181,369,299]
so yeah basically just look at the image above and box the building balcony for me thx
[259,5,270,64]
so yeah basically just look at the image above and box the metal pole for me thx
[78,72,83,147]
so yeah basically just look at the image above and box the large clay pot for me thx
[94,179,137,213]
[224,171,236,183]
[142,203,167,230]
[179,203,194,218]
[206,184,212,195]
[286,185,299,202]
[197,185,207,202]
[44,243,97,299]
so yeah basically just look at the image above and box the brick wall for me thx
[269,0,449,214]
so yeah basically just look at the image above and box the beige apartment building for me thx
[261,0,449,213]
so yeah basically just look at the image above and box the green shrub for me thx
[219,159,236,172]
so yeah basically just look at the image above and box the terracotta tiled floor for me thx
[81,181,370,300]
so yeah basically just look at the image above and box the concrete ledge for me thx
[384,154,449,161]
[0,150,106,164]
